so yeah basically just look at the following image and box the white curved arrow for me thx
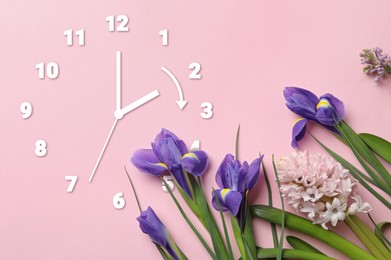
[161,66,188,110]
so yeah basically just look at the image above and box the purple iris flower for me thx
[137,206,179,260]
[212,154,263,219]
[283,87,345,148]
[131,129,208,198]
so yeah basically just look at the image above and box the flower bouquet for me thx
[124,53,390,259]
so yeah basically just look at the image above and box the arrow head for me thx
[176,100,188,110]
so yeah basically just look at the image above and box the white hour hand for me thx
[114,89,160,119]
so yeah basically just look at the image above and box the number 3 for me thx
[200,102,213,119]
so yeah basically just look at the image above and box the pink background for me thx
[1,1,390,259]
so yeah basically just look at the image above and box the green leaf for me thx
[250,205,377,260]
[256,248,335,260]
[345,215,391,259]
[124,166,143,213]
[311,133,391,208]
[212,188,235,260]
[374,221,391,247]
[162,178,216,259]
[337,121,391,187]
[155,244,172,260]
[262,162,279,248]
[286,236,325,255]
[231,215,247,259]
[242,203,257,259]
[360,133,391,164]
[196,177,229,260]
[272,155,285,260]
[235,124,240,160]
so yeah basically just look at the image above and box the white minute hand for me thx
[114,89,160,119]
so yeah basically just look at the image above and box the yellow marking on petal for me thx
[182,152,197,159]
[221,188,231,199]
[316,99,331,109]
[293,117,305,126]
[154,162,168,169]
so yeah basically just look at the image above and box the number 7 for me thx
[65,176,78,192]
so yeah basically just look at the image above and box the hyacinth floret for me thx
[360,47,391,82]
[277,150,373,229]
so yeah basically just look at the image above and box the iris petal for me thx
[212,189,243,216]
[291,118,308,148]
[215,154,235,189]
[316,94,345,126]
[181,151,208,176]
[237,162,248,192]
[131,149,168,176]
[284,87,318,121]
[152,134,183,167]
[246,156,263,190]
[137,207,179,260]
[169,166,193,198]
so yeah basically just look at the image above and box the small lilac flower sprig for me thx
[277,150,372,230]
[360,47,391,82]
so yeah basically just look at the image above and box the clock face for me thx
[2,1,390,260]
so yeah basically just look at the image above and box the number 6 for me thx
[113,192,126,209]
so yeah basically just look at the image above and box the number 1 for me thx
[159,29,168,46]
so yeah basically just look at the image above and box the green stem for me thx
[162,178,216,259]
[251,205,377,259]
[257,248,335,260]
[345,215,391,259]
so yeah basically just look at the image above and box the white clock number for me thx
[189,140,200,151]
[35,140,47,157]
[162,175,175,192]
[200,102,213,119]
[113,192,126,209]
[189,62,202,79]
[20,102,32,119]
[64,29,85,46]
[65,176,78,193]
[36,62,59,79]
[106,15,129,32]
[159,29,168,46]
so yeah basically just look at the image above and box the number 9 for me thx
[20,102,33,119]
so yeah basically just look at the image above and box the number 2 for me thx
[189,62,202,79]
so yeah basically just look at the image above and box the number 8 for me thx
[35,140,47,157]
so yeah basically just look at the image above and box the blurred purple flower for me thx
[212,154,263,228]
[360,47,391,82]
[131,129,208,198]
[284,87,345,148]
[137,206,180,260]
